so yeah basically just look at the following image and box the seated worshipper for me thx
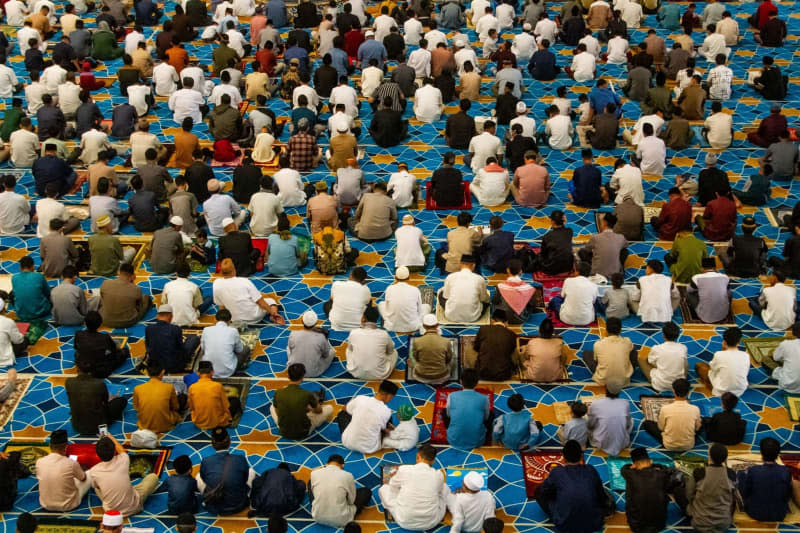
[187,361,239,429]
[35,429,91,512]
[642,378,701,451]
[445,100,476,150]
[73,311,129,378]
[519,318,566,382]
[430,152,466,209]
[89,179,129,234]
[578,213,628,279]
[666,229,707,283]
[472,157,510,207]
[733,164,772,208]
[394,215,430,271]
[492,259,538,324]
[535,440,609,533]
[687,257,731,323]
[747,103,787,148]
[340,379,397,454]
[445,473,496,533]
[651,187,692,240]
[0,174,30,234]
[345,307,398,380]
[548,262,599,326]
[749,271,796,331]
[587,379,632,455]
[219,217,260,278]
[738,437,794,523]
[133,360,183,433]
[309,455,373,529]
[660,108,692,150]
[583,317,635,386]
[606,157,644,205]
[266,217,307,277]
[445,369,490,450]
[249,463,307,518]
[334,158,367,208]
[480,216,514,274]
[378,444,448,531]
[695,326,750,397]
[621,448,688,533]
[271,362,333,439]
[212,259,284,324]
[762,130,797,181]
[273,156,307,207]
[602,273,632,319]
[703,392,747,445]
[378,266,427,332]
[438,212,483,274]
[410,314,455,384]
[349,181,398,242]
[305,182,337,235]
[145,305,200,373]
[383,404,421,452]
[440,255,490,323]
[51,266,97,327]
[204,178,247,237]
[414,78,444,123]
[89,435,159,516]
[326,127,359,173]
[99,263,152,328]
[474,310,517,381]
[493,393,541,451]
[369,96,409,147]
[325,267,372,331]
[613,195,644,241]
[65,360,128,434]
[313,224,358,273]
[288,311,334,378]
[149,216,185,274]
[687,443,737,533]
[11,256,52,322]
[387,163,419,209]
[630,260,680,323]
[639,322,688,392]
[511,149,549,207]
[536,210,574,274]
[129,175,169,232]
[494,81,519,125]
[197,428,256,515]
[201,309,250,378]
[160,264,211,327]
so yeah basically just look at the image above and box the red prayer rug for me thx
[429,386,494,445]
[521,451,565,498]
[424,181,472,210]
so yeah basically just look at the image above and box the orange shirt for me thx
[187,375,231,429]
[169,130,200,169]
[133,378,181,433]
[166,46,189,74]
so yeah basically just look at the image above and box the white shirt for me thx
[404,17,424,45]
[127,84,151,116]
[161,277,203,326]
[636,273,674,322]
[380,282,423,332]
[248,191,283,236]
[621,1,642,27]
[373,14,397,42]
[341,395,392,453]
[424,29,448,49]
[57,82,81,115]
[571,51,596,82]
[545,115,574,150]
[631,114,665,145]
[35,197,67,238]
[511,32,536,61]
[213,0,233,22]
[168,88,206,123]
[348,0,367,24]
[0,315,25,366]
[454,47,480,75]
[579,34,601,57]
[179,66,210,96]
[414,84,443,123]
[395,225,426,268]
[606,36,630,64]
[9,129,40,167]
[534,18,557,44]
[153,63,179,96]
[310,465,359,528]
[708,348,750,397]
[773,339,800,394]
[129,131,161,169]
[232,0,254,15]
[17,26,45,54]
[470,0,489,25]
[360,65,383,98]
[761,283,797,331]
[346,325,397,379]
[328,111,354,138]
[636,135,667,175]
[212,276,268,323]
[79,129,111,165]
[647,341,688,392]
[701,32,727,61]
[273,168,306,207]
[124,31,145,56]
[329,85,359,117]
[475,14,499,41]
[610,164,645,206]
[210,83,242,108]
[4,0,28,25]
[25,81,46,114]
[381,462,449,531]
[448,490,496,533]
[552,97,571,116]
[559,276,598,325]
[329,279,371,331]
[226,29,247,57]
[407,47,431,77]
[510,115,536,138]
[0,65,18,98]
[496,3,515,27]
[706,65,733,100]
[473,168,509,206]
[41,64,67,95]
[468,132,502,172]
[704,112,732,148]
[0,191,30,234]
[387,171,416,207]
[292,84,319,112]
[442,268,489,323]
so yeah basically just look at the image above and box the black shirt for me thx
[505,135,537,173]
[74,330,123,379]
[111,103,138,139]
[782,234,800,277]
[336,12,359,35]
[391,64,417,97]
[129,190,162,231]
[727,234,766,277]
[475,323,517,381]
[621,464,685,533]
[445,111,475,149]
[145,319,189,372]
[37,106,66,141]
[232,164,262,203]
[369,109,406,148]
[294,2,320,28]
[540,226,574,274]
[65,374,113,434]
[53,41,77,69]
[495,93,518,125]
[528,49,559,81]
[560,16,585,45]
[431,167,463,207]
[185,161,215,203]
[591,112,619,150]
[25,48,45,72]
[219,231,257,277]
[383,32,405,60]
[705,410,746,445]
[117,66,142,97]
[313,64,338,97]
[698,167,730,206]
[289,29,312,52]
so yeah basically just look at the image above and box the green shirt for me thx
[89,232,124,276]
[669,234,707,283]
[212,45,239,74]
[11,271,51,321]
[0,107,23,142]
[273,383,318,439]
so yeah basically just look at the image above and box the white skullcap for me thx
[395,266,409,280]
[516,101,527,113]
[523,22,532,31]
[102,511,123,527]
[464,471,484,491]
[302,310,318,327]
[170,215,184,226]
[157,304,173,314]
[422,314,438,327]
[221,217,235,228]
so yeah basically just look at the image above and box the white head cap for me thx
[523,22,532,31]
[365,30,374,37]
[464,471,484,491]
[516,101,527,113]
[422,314,438,327]
[302,310,318,327]
[102,511,123,527]
[169,215,184,226]
[395,266,410,280]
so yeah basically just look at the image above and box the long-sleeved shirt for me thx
[310,464,359,528]
[739,463,793,522]
[537,464,607,533]
[447,490,495,533]
[379,282,423,332]
[12,271,51,321]
[345,324,397,380]
[773,339,800,394]
[382,463,449,531]
[442,268,490,323]
[621,464,684,532]
[200,321,244,378]
[587,396,632,456]
[708,348,750,396]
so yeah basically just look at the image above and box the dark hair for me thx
[418,443,437,461]
[482,518,504,533]
[267,516,288,533]
[351,267,368,283]
[603,212,617,227]
[84,310,102,331]
[723,327,742,347]
[363,306,380,323]
[662,322,680,341]
[462,368,479,389]
[147,359,164,377]
[507,259,522,276]
[570,401,588,418]
[610,272,624,289]
[173,454,192,475]
[177,263,191,278]
[606,317,622,335]
[61,264,77,279]
[130,174,143,190]
[457,211,473,227]
[709,442,728,465]
[550,210,565,226]
[20,256,34,270]
[563,440,583,463]
[96,437,115,461]
[119,263,134,275]
[720,391,738,411]
[539,318,554,339]
[646,259,663,273]
[379,379,398,396]
[215,308,232,322]
[343,523,361,533]
[672,378,690,397]
[507,393,524,412]
[16,513,38,533]
[327,454,345,465]
[577,261,591,277]
[760,437,780,462]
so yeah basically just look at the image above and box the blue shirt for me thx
[538,464,607,533]
[284,45,309,73]
[203,193,242,236]
[588,87,622,118]
[218,15,238,33]
[32,155,77,196]
[492,410,539,450]
[357,39,387,67]
[446,389,489,450]
[571,164,603,207]
[11,271,51,321]
[266,0,287,27]
[330,48,350,78]
[738,463,793,522]
[145,319,187,373]
[200,321,244,378]
[166,473,199,514]
[199,451,251,515]
[267,234,299,276]
[480,230,514,272]
[527,50,558,80]
[586,397,631,456]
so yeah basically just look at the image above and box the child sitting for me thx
[445,471,496,533]
[382,404,420,451]
[557,401,589,448]
[702,392,747,445]
[492,393,541,451]
[601,272,631,319]
[577,94,591,125]
[189,229,217,271]
[166,455,199,514]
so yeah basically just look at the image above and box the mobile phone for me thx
[98,424,108,437]
[69,455,78,462]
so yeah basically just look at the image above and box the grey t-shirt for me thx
[766,140,798,177]
[602,288,631,319]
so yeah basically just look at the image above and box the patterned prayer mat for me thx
[521,451,565,498]
[381,464,401,522]
[72,236,151,274]
[781,453,800,480]
[727,453,763,473]
[429,386,494,445]
[678,287,736,326]
[673,454,707,477]
[418,285,436,311]
[0,376,32,429]
[643,206,662,223]
[3,441,49,474]
[64,443,171,478]
[446,466,488,491]
[34,518,100,533]
[435,300,491,326]
[765,206,793,228]
[546,309,598,329]
[459,335,477,370]
[639,395,676,423]
[553,400,597,425]
[516,336,569,382]
[606,456,674,491]
[220,377,252,427]
[424,181,472,210]
[406,336,459,385]
[786,395,800,421]
[132,329,202,374]
[743,337,787,370]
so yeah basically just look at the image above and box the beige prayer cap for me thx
[402,214,414,224]
[96,215,111,228]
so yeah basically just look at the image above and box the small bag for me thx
[203,455,232,507]
[130,429,158,449]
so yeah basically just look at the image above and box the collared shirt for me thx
[407,47,431,77]
[587,396,632,455]
[357,38,387,67]
[161,278,203,326]
[383,463,448,530]
[442,268,489,323]
[248,191,283,236]
[133,378,181,433]
[213,276,267,323]
[51,280,87,326]
[168,88,206,123]
[707,65,733,100]
[346,324,397,380]
[36,452,87,511]
[545,115,573,150]
[10,129,40,167]
[386,171,415,208]
[539,463,607,533]
[287,328,333,378]
[592,335,634,385]
[99,278,149,328]
[188,374,231,428]
[90,454,141,516]
[708,349,750,396]
[342,395,392,453]
[287,132,319,171]
[658,399,701,451]
[648,341,688,392]
[310,464,358,527]
[203,193,242,236]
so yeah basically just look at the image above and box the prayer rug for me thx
[64,444,171,478]
[381,464,401,521]
[677,287,736,326]
[35,517,100,533]
[418,285,436,311]
[459,335,477,370]
[73,237,151,273]
[743,337,786,371]
[765,206,793,228]
[210,154,244,167]
[786,395,800,421]
[446,466,488,492]
[429,386,494,445]
[643,206,662,223]
[219,377,252,427]
[435,300,491,326]
[606,456,674,491]
[521,451,565,498]
[516,336,569,382]
[3,441,50,474]
[405,336,460,385]
[780,453,800,481]
[0,376,31,429]
[67,170,89,195]
[673,454,707,477]
[424,181,473,210]
[726,453,763,473]
[545,309,597,329]
[639,395,676,422]
[553,400,596,425]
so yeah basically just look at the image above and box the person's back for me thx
[538,462,606,533]
[621,459,681,533]
[200,449,250,514]
[587,393,630,455]
[446,386,488,450]
[690,270,730,323]
[250,465,306,516]
[740,461,792,521]
[100,277,146,328]
[688,454,735,532]
[310,463,358,527]
[475,322,516,380]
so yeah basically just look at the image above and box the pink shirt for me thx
[513,163,551,207]
[89,453,141,516]
[250,14,267,45]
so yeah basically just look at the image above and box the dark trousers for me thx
[581,348,638,373]
[642,420,663,443]
[748,296,762,317]
[198,294,214,315]
[106,396,128,424]
[335,409,352,434]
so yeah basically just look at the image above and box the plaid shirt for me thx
[287,132,318,170]
[707,65,733,100]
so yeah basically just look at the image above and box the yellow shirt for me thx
[133,378,181,433]
[658,399,701,451]
[188,375,231,429]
